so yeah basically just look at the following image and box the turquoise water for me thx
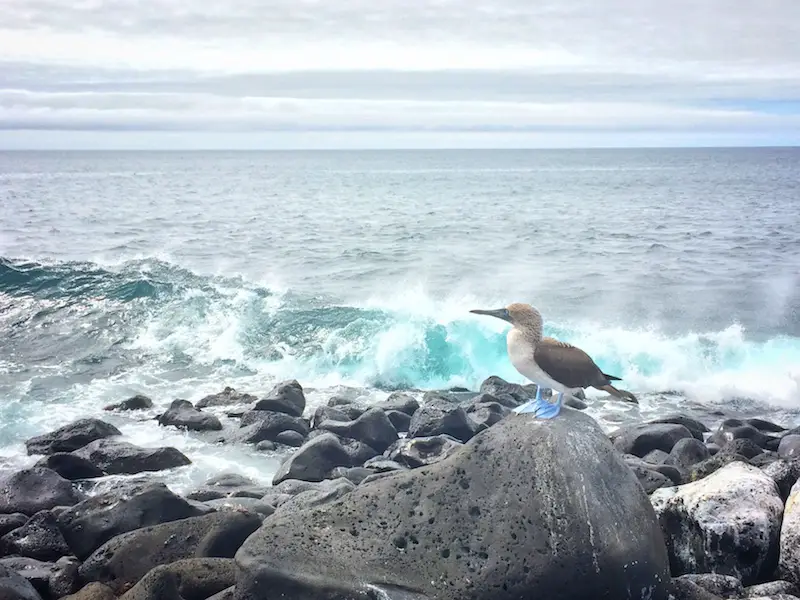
[1,148,799,489]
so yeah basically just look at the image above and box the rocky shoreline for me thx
[2,377,800,599]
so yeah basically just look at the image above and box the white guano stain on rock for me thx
[650,461,784,584]
[779,476,800,586]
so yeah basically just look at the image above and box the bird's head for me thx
[470,302,543,332]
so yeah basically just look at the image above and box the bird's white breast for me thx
[506,329,576,394]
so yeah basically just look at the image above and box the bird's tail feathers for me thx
[598,384,638,404]
[603,373,622,381]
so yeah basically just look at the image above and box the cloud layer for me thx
[2,0,799,147]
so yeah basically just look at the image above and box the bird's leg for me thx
[513,384,565,417]
[532,390,563,419]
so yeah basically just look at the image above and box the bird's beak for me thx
[470,308,511,322]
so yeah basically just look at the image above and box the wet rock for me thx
[236,408,671,600]
[649,415,709,441]
[63,582,117,600]
[328,466,374,485]
[779,436,800,460]
[207,586,234,600]
[186,474,269,503]
[670,438,711,469]
[610,423,695,457]
[746,581,798,597]
[477,375,532,404]
[385,410,412,433]
[272,430,303,447]
[204,497,274,517]
[104,395,153,412]
[381,392,420,416]
[25,419,121,456]
[310,406,351,429]
[674,574,743,598]
[689,453,752,482]
[332,435,379,467]
[0,514,28,538]
[272,478,355,518]
[0,558,57,598]
[407,398,480,443]
[747,419,788,433]
[466,401,511,429]
[385,435,463,469]
[0,468,86,516]
[762,459,800,500]
[119,558,235,600]
[157,399,222,432]
[316,408,399,453]
[670,577,725,599]
[712,419,773,450]
[625,461,674,494]
[236,411,310,444]
[707,442,721,456]
[58,482,207,560]
[48,555,81,598]
[196,387,258,409]
[361,458,408,473]
[0,564,42,600]
[722,438,768,460]
[643,449,672,465]
[651,461,783,584]
[254,440,275,452]
[751,452,782,468]
[78,511,262,593]
[0,510,70,561]
[73,439,191,475]
[253,380,306,417]
[272,433,352,485]
[34,453,105,480]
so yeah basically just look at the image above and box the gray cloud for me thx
[1,0,799,146]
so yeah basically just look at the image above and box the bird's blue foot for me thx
[513,387,562,418]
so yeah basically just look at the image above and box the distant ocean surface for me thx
[2,148,799,490]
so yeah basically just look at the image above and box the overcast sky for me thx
[2,0,800,149]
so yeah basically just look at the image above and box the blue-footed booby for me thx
[471,302,638,418]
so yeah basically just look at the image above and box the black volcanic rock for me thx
[73,439,191,475]
[0,468,86,516]
[25,419,121,456]
[157,399,222,432]
[610,423,695,457]
[196,387,258,409]
[236,408,671,600]
[104,395,153,412]
[78,511,262,593]
[272,433,352,485]
[316,408,399,453]
[253,380,306,417]
[58,482,207,560]
[0,510,70,562]
[407,398,481,443]
[34,453,106,480]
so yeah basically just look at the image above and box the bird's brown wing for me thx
[534,337,607,389]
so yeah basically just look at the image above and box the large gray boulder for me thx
[235,408,671,600]
[652,461,783,585]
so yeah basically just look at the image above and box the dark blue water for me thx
[2,148,799,489]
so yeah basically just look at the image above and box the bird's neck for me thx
[510,324,542,346]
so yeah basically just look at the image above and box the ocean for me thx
[1,148,799,492]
